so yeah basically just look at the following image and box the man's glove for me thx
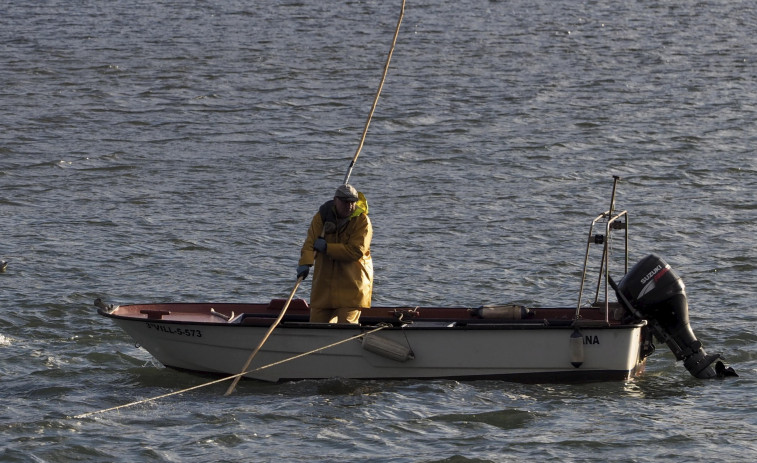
[314,238,327,253]
[296,264,311,280]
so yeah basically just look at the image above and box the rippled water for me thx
[2,1,756,461]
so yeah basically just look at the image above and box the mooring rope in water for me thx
[73,325,388,419]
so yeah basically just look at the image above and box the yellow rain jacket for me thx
[298,201,373,310]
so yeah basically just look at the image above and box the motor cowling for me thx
[616,254,733,379]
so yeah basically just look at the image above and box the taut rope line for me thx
[225,0,405,396]
[224,275,305,396]
[343,0,405,185]
[73,325,389,419]
[75,0,407,421]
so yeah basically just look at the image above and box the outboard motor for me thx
[615,254,736,379]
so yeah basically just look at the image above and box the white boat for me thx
[99,300,649,382]
[97,181,736,383]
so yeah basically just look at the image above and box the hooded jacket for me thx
[298,200,373,310]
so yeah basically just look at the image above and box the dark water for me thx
[1,0,755,461]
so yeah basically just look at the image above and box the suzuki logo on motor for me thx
[640,264,663,284]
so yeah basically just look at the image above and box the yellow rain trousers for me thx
[298,205,373,319]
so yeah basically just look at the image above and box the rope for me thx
[75,0,407,421]
[72,325,388,419]
[343,0,405,185]
[224,276,304,395]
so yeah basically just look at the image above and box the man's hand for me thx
[314,238,327,253]
[296,265,311,279]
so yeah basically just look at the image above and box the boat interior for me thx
[99,298,633,329]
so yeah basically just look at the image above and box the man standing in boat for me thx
[297,184,373,324]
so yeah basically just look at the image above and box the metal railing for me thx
[575,177,629,323]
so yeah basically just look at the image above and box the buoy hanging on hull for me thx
[570,328,584,368]
[362,333,414,362]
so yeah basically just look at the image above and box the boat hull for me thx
[106,305,647,383]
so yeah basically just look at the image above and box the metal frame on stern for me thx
[575,178,629,323]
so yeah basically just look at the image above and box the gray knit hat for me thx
[334,184,359,202]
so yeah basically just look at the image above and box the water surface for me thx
[1,1,755,461]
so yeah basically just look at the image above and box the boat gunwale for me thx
[98,308,647,331]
